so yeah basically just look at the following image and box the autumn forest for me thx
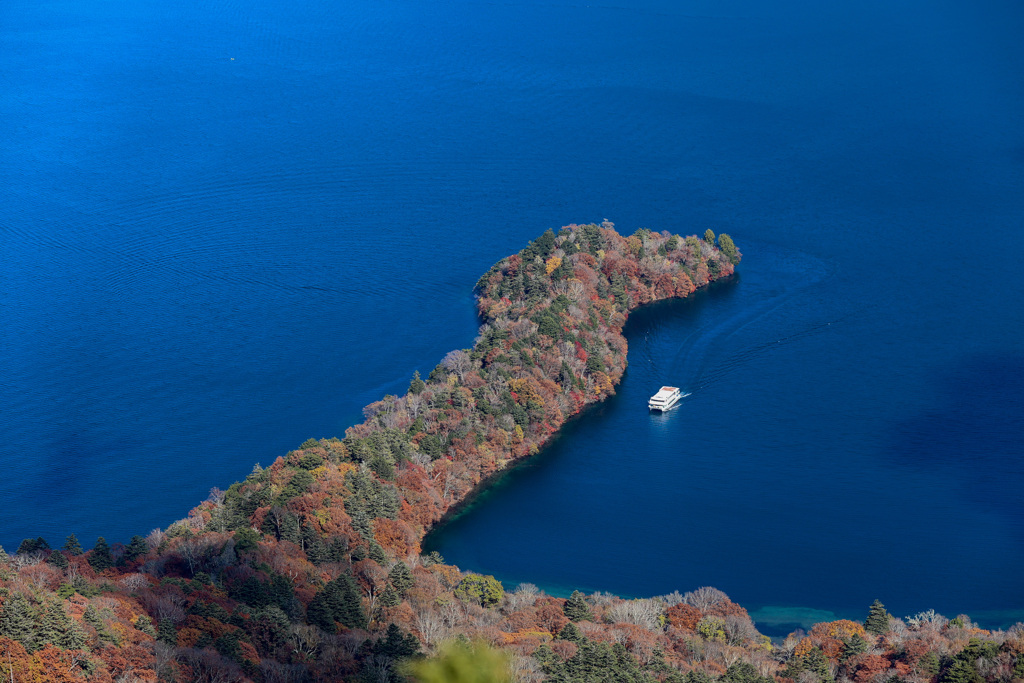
[2,224,1022,683]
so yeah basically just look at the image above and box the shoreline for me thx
[420,269,739,555]
[420,381,615,552]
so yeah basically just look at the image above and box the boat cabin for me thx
[649,386,681,411]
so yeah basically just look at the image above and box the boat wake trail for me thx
[652,242,844,395]
[688,315,845,391]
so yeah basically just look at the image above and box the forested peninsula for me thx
[3,223,1022,683]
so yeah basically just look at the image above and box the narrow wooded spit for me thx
[5,225,1018,682]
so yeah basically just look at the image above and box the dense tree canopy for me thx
[3,223,1013,683]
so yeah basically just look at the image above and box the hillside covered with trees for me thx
[3,223,1022,683]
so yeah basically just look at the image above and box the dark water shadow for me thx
[887,353,1024,541]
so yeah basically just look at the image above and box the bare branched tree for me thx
[146,528,165,551]
[406,392,425,419]
[10,552,43,570]
[724,614,758,645]
[289,623,321,660]
[176,647,244,683]
[441,349,474,381]
[509,653,545,683]
[440,600,464,629]
[504,582,540,612]
[119,573,148,591]
[683,586,730,611]
[259,661,310,683]
[415,607,447,648]
[660,590,685,606]
[606,598,663,631]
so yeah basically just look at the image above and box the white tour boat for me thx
[648,386,682,411]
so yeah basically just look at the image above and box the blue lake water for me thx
[2,0,1022,630]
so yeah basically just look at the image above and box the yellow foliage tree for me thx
[811,619,866,641]
[507,379,544,408]
[794,636,814,657]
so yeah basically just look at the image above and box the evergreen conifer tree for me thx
[841,633,869,662]
[407,416,426,436]
[722,661,774,683]
[557,621,584,644]
[378,584,400,608]
[531,643,558,668]
[306,593,336,634]
[280,511,302,544]
[409,370,426,395]
[16,538,49,555]
[157,618,177,645]
[134,615,157,638]
[367,541,387,564]
[563,590,592,622]
[717,233,741,264]
[918,651,940,678]
[0,591,36,651]
[421,550,444,567]
[373,623,420,659]
[1012,654,1024,680]
[864,599,890,635]
[37,599,63,646]
[39,599,84,650]
[610,273,628,308]
[804,646,834,683]
[684,670,716,683]
[233,527,261,553]
[88,537,114,571]
[82,604,103,630]
[301,523,330,565]
[123,535,148,563]
[940,657,983,683]
[783,645,835,683]
[62,534,84,555]
[307,574,367,632]
[62,616,86,651]
[387,561,414,596]
[47,550,69,569]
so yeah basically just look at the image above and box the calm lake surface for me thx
[3,0,1022,631]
